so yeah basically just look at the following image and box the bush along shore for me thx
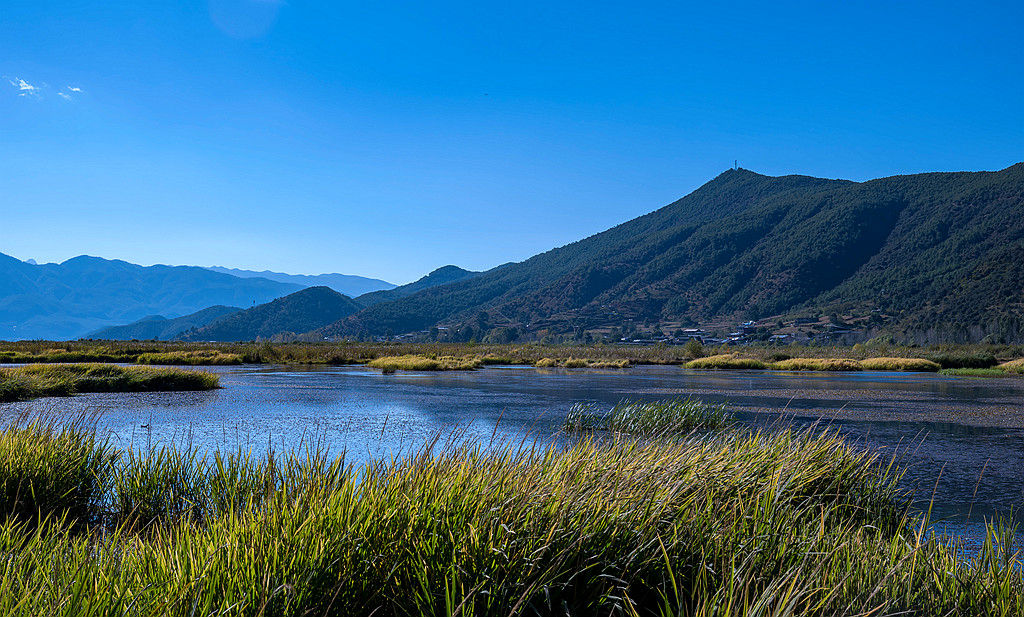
[0,364,220,403]
[0,416,1019,616]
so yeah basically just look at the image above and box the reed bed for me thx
[0,419,1019,616]
[563,398,729,434]
[536,357,631,368]
[939,367,1010,378]
[685,354,767,370]
[5,340,1024,371]
[367,354,483,372]
[771,358,863,371]
[0,364,220,402]
[860,357,941,372]
[135,350,243,365]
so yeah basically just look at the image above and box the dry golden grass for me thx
[998,358,1024,374]
[535,357,630,368]
[367,354,483,372]
[772,358,863,371]
[685,354,766,370]
[860,357,941,372]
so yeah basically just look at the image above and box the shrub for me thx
[860,357,941,372]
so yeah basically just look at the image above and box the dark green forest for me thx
[317,163,1024,343]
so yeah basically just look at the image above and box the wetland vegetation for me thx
[1,340,1023,381]
[0,414,1019,616]
[0,364,220,403]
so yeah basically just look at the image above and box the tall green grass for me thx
[563,398,729,434]
[0,420,1018,615]
[0,364,220,402]
[0,415,116,527]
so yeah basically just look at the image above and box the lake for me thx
[4,364,1023,540]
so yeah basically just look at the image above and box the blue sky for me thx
[2,1,1021,284]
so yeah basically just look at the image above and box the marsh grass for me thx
[367,354,483,372]
[563,398,729,434]
[999,358,1024,374]
[0,420,1018,615]
[136,350,243,365]
[771,358,862,371]
[939,367,1010,378]
[0,414,115,527]
[860,357,941,372]
[0,364,220,402]
[536,357,631,368]
[684,354,767,370]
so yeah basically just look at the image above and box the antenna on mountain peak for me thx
[734,160,738,170]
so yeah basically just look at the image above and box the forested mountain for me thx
[204,266,394,297]
[87,305,241,341]
[318,163,1024,342]
[354,265,479,307]
[179,286,361,342]
[0,254,300,340]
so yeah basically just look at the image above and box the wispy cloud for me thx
[4,78,86,101]
[8,78,40,97]
[59,85,83,101]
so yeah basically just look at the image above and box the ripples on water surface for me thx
[3,364,1022,542]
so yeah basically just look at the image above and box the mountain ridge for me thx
[0,255,301,340]
[317,163,1024,343]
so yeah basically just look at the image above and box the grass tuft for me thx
[771,357,862,371]
[367,354,483,372]
[135,350,243,365]
[939,367,1009,378]
[999,358,1024,374]
[860,357,941,371]
[563,397,729,434]
[0,364,220,402]
[535,357,630,368]
[685,354,766,370]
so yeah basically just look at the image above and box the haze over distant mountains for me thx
[5,163,1024,343]
[203,267,394,297]
[0,254,302,340]
[80,266,475,342]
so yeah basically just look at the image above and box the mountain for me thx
[87,305,242,341]
[204,266,394,297]
[318,163,1024,343]
[355,265,479,307]
[0,255,301,340]
[179,286,362,342]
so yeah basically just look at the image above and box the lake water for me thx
[4,364,1023,540]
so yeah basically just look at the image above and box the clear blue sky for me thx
[2,1,1021,284]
